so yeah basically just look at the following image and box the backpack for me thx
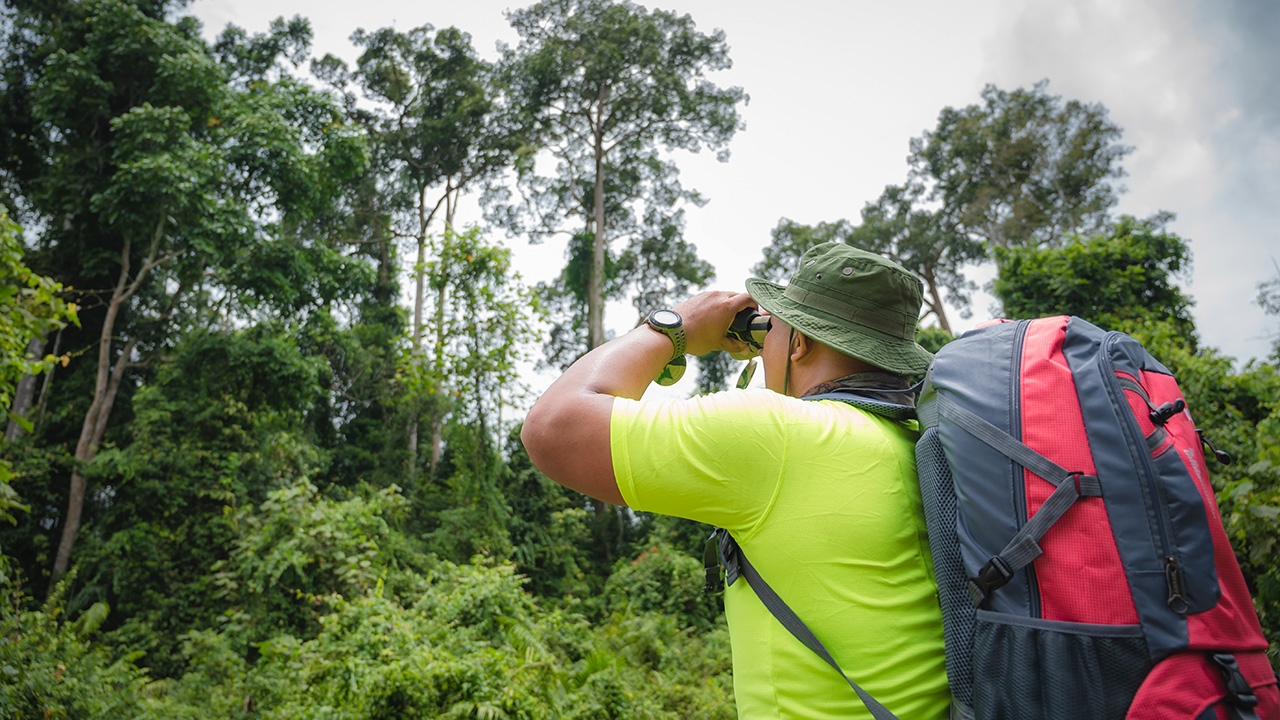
[711,315,1277,720]
[916,316,1278,719]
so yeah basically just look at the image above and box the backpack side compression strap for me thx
[933,393,1103,606]
[716,530,902,720]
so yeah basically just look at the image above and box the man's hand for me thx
[673,291,757,357]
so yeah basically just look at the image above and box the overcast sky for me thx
[192,0,1280,386]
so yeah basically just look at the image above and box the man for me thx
[522,242,951,719]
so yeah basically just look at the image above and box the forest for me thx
[1,0,1278,717]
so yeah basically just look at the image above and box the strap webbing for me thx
[804,391,917,422]
[936,394,1074,488]
[724,533,901,720]
[698,385,925,718]
[936,394,1102,606]
[1211,653,1262,720]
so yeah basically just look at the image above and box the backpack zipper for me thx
[1099,332,1184,614]
[1010,320,1041,618]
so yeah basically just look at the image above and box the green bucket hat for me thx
[745,242,933,376]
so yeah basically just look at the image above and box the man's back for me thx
[612,389,951,719]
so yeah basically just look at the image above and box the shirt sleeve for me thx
[610,389,790,536]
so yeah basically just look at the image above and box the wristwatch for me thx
[646,309,687,386]
[646,309,686,359]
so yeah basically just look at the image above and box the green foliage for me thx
[0,210,78,530]
[0,572,148,719]
[16,2,1276,714]
[751,218,855,284]
[914,325,955,355]
[752,205,983,334]
[992,213,1196,344]
[501,426,596,599]
[411,227,544,560]
[600,541,721,630]
[212,480,430,646]
[0,3,744,716]
[56,325,328,674]
[0,210,77,416]
[754,81,1134,334]
[140,559,733,719]
[848,185,987,334]
[693,350,741,395]
[1,0,373,581]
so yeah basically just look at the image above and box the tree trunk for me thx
[587,88,608,351]
[52,219,172,584]
[52,270,128,581]
[922,269,953,335]
[587,91,618,531]
[408,185,429,478]
[34,328,63,424]
[4,338,46,441]
[429,188,456,478]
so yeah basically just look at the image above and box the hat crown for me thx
[745,242,934,376]
[789,244,924,338]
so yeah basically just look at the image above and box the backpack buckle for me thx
[967,555,1015,607]
[703,528,741,593]
[1210,653,1258,709]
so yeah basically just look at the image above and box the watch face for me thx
[650,309,681,328]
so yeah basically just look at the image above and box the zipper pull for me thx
[1197,429,1233,465]
[1165,556,1189,614]
[1149,399,1185,425]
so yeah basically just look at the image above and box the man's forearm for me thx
[556,326,678,401]
[521,291,754,505]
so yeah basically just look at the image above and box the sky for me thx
[191,0,1280,395]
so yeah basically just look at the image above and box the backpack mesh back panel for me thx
[917,426,974,709]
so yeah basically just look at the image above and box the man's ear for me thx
[790,332,814,363]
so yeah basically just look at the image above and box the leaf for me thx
[1249,505,1280,521]
[6,412,33,433]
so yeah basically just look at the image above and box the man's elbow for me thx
[520,395,619,504]
[521,402,553,473]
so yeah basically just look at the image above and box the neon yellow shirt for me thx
[612,389,950,719]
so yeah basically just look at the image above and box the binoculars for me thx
[726,307,771,359]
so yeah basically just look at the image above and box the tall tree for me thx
[752,81,1135,332]
[0,1,366,581]
[416,226,542,561]
[316,24,521,479]
[846,185,985,335]
[992,213,1196,344]
[497,0,743,360]
[909,80,1131,253]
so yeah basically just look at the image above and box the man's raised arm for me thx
[520,291,754,505]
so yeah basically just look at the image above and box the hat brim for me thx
[746,278,934,376]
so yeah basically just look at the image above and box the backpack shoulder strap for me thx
[711,529,902,720]
[803,387,918,422]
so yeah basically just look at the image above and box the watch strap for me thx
[647,310,686,360]
[666,323,687,359]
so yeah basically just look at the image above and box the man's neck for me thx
[800,371,915,405]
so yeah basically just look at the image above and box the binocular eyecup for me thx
[726,308,770,358]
